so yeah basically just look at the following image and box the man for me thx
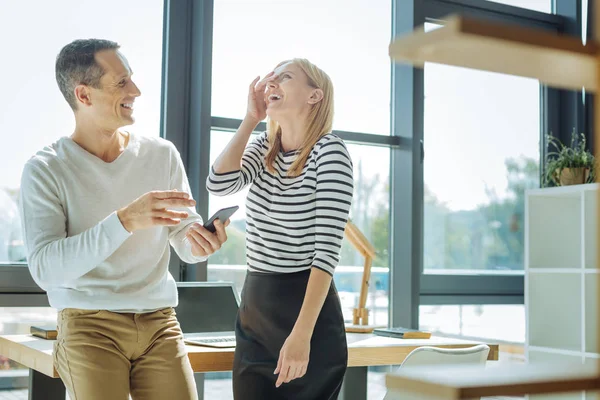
[19,39,225,400]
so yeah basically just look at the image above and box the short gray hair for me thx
[55,39,120,110]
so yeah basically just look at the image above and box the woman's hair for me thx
[264,58,334,177]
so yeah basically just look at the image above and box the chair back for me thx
[383,344,490,400]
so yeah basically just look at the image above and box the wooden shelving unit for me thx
[385,5,600,400]
[389,15,598,92]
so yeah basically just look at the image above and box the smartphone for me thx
[203,205,239,233]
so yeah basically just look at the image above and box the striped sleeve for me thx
[206,132,268,196]
[312,137,354,276]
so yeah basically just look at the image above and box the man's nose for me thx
[131,81,141,97]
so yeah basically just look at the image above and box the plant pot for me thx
[556,167,589,186]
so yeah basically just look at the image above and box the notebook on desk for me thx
[176,282,240,348]
[372,327,431,339]
[30,325,58,340]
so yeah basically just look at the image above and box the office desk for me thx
[0,333,498,400]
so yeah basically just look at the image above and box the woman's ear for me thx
[307,88,324,105]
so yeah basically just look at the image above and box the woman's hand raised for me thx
[246,72,277,123]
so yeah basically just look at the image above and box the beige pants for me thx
[53,307,197,400]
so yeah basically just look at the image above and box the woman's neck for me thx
[278,117,308,152]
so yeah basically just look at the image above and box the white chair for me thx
[383,344,490,400]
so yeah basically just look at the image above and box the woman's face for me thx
[264,62,315,121]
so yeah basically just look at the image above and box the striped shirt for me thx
[206,132,354,276]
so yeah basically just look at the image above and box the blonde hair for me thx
[264,58,334,177]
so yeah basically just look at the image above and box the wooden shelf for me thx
[385,362,600,399]
[389,15,598,92]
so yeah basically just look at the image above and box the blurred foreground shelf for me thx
[385,362,600,399]
[389,15,598,92]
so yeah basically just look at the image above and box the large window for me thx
[423,36,541,274]
[211,0,391,135]
[0,0,164,265]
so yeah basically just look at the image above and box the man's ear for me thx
[307,88,324,105]
[74,84,92,107]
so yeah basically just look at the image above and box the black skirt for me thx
[233,269,348,400]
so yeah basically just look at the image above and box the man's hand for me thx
[186,218,230,257]
[117,190,196,233]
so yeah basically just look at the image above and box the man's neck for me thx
[71,120,129,163]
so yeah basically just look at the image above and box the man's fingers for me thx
[190,224,221,250]
[152,217,181,226]
[154,209,188,220]
[187,228,213,254]
[214,220,228,244]
[156,198,196,208]
[152,190,190,200]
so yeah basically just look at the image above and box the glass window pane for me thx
[211,0,391,135]
[419,304,525,344]
[485,0,553,13]
[0,1,164,264]
[423,62,540,274]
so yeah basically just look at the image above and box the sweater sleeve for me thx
[166,143,209,264]
[206,132,267,196]
[312,138,354,276]
[19,161,131,291]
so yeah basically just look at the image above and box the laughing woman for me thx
[206,59,353,400]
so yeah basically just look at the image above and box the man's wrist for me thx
[117,207,133,233]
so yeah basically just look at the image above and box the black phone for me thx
[204,205,239,233]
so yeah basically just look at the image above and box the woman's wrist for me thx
[291,322,314,340]
[243,114,261,127]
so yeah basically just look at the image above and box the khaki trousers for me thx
[53,307,197,400]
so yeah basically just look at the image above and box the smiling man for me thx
[18,39,227,400]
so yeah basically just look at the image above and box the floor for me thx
[0,373,385,400]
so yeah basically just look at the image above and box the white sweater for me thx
[19,133,207,312]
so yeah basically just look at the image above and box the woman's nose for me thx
[267,80,278,89]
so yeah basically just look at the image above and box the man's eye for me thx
[119,80,126,86]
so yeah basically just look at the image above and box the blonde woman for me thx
[207,59,353,399]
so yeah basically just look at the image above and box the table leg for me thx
[194,372,204,400]
[28,369,65,400]
[338,366,367,400]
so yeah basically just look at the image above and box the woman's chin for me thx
[266,109,280,121]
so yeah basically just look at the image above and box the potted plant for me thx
[544,130,596,187]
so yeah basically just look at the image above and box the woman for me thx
[207,58,353,399]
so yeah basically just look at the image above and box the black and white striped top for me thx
[206,132,354,276]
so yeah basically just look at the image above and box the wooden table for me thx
[0,333,498,400]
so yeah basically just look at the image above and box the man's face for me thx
[82,49,141,130]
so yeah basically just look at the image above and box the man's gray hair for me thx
[55,39,120,110]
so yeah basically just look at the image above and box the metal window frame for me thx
[410,0,581,313]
